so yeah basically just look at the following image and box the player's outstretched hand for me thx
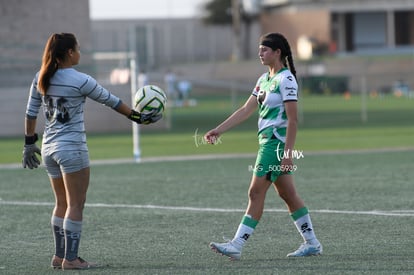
[128,109,162,125]
[22,134,41,169]
[204,129,220,145]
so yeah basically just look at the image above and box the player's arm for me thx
[283,100,298,154]
[114,101,134,117]
[280,100,298,171]
[81,76,158,124]
[25,117,37,136]
[205,95,257,143]
[280,73,298,155]
[114,101,161,125]
[23,78,43,169]
[216,95,257,132]
[277,72,299,171]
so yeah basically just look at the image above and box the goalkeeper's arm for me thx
[114,101,161,124]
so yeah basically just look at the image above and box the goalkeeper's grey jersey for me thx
[25,68,122,153]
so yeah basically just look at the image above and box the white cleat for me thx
[287,242,323,257]
[210,241,241,260]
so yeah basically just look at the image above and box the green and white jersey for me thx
[252,68,298,143]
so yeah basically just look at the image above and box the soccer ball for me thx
[134,85,167,115]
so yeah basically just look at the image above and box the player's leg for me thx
[54,150,96,269]
[61,167,96,269]
[246,175,272,220]
[232,175,271,249]
[210,133,276,260]
[49,176,67,269]
[210,175,270,260]
[273,175,322,257]
[63,167,89,221]
[273,174,304,213]
[43,151,67,269]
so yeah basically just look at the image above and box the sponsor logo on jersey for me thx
[257,90,266,104]
[285,86,297,97]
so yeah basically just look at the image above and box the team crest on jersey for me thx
[270,83,276,92]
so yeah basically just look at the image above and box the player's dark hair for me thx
[38,33,78,95]
[259,33,297,79]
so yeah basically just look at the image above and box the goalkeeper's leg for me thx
[50,181,66,268]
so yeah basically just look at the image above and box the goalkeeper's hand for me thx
[128,109,162,125]
[22,133,41,169]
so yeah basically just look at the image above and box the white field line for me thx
[0,200,413,217]
[2,153,256,169]
[2,146,414,169]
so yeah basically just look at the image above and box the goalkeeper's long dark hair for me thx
[259,33,297,80]
[38,33,78,95]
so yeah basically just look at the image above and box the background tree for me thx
[202,0,232,25]
[202,0,259,60]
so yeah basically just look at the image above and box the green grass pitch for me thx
[2,94,414,163]
[1,94,414,273]
[1,150,414,274]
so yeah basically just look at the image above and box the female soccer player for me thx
[204,33,322,260]
[22,33,160,270]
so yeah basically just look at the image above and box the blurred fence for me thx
[3,52,414,137]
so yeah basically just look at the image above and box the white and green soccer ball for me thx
[134,85,167,115]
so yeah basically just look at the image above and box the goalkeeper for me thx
[22,33,160,270]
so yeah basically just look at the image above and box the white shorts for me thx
[42,149,90,178]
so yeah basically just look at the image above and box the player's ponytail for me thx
[38,33,77,95]
[259,33,297,80]
[281,35,297,80]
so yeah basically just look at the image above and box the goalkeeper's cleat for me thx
[51,255,63,269]
[210,241,241,260]
[287,242,322,257]
[62,257,98,270]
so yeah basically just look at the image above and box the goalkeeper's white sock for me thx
[291,207,318,245]
[231,215,259,250]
